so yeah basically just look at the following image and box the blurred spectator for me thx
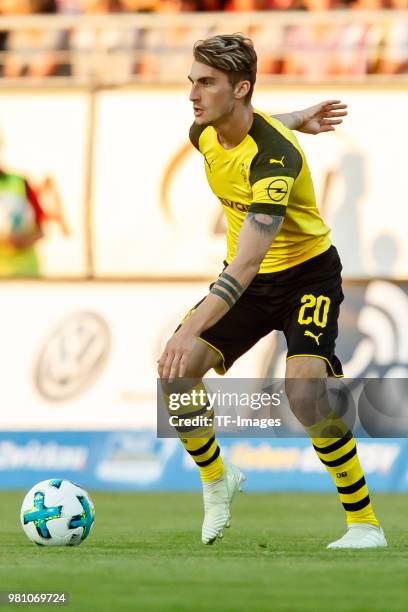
[348,0,385,6]
[282,0,344,79]
[224,0,263,9]
[138,0,207,80]
[280,0,393,78]
[0,160,46,276]
[120,0,159,10]
[250,0,303,75]
[0,0,69,77]
[55,0,82,13]
[251,23,289,74]
[387,0,408,6]
[0,170,70,276]
[153,0,197,10]
[0,129,70,276]
[70,0,139,82]
[335,0,386,76]
[264,0,301,7]
[195,0,223,9]
[379,0,408,74]
[0,0,407,82]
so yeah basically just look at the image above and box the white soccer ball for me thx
[20,479,95,547]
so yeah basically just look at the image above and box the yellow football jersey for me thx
[190,109,331,273]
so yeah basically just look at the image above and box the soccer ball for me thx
[20,479,95,547]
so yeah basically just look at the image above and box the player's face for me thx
[188,61,237,126]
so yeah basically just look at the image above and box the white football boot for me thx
[327,523,387,549]
[201,463,245,545]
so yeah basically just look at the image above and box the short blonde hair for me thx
[193,34,257,104]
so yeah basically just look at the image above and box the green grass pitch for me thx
[1,491,407,611]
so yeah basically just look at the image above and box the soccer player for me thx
[158,34,386,549]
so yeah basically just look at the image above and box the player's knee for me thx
[286,355,327,379]
[159,361,210,397]
[160,376,202,397]
[286,383,323,426]
[159,340,221,399]
[285,362,329,427]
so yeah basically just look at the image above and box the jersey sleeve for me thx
[249,127,303,216]
[189,122,206,151]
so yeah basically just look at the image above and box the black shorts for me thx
[186,245,344,377]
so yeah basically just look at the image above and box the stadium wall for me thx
[0,85,407,491]
[0,85,407,279]
[0,279,407,491]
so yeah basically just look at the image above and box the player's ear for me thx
[234,80,250,100]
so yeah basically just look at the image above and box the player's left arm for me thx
[273,99,347,135]
[158,209,283,380]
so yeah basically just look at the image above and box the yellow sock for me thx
[180,436,224,483]
[163,382,224,483]
[307,412,379,527]
[312,435,379,527]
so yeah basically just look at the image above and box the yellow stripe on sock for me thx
[311,434,379,528]
[181,437,224,482]
[162,382,224,483]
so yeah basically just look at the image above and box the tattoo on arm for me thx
[210,286,235,309]
[215,279,241,303]
[209,216,282,310]
[210,271,245,309]
[247,212,284,237]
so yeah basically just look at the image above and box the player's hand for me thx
[158,327,196,381]
[297,100,347,135]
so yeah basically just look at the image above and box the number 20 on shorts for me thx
[298,294,331,328]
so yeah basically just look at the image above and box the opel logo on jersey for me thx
[266,179,289,202]
[34,311,111,401]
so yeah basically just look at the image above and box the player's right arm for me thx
[207,208,284,303]
[159,134,301,379]
[158,209,284,381]
[273,100,347,134]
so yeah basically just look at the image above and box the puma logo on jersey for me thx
[269,156,285,167]
[304,330,323,345]
[204,155,214,172]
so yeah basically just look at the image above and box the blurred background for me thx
[0,1,407,493]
